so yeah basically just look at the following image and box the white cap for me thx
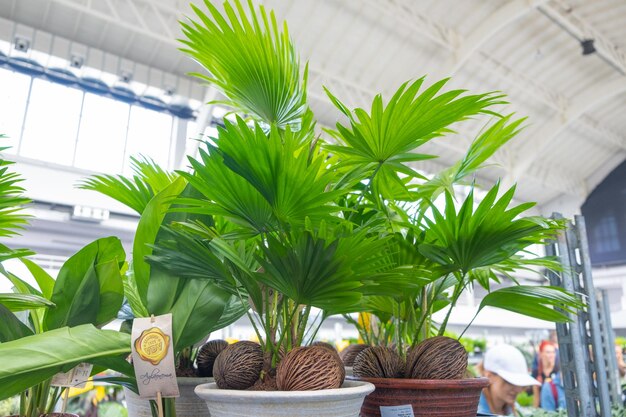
[484,344,540,387]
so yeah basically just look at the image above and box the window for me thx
[0,68,31,152]
[123,107,174,174]
[74,93,130,174]
[20,79,83,165]
[592,215,620,253]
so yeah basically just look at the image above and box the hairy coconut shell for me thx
[197,339,229,377]
[276,346,344,391]
[213,341,264,390]
[339,344,369,366]
[352,346,404,378]
[406,336,468,380]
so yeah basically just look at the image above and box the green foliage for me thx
[0,138,31,238]
[180,0,308,130]
[325,79,506,202]
[0,324,131,400]
[44,237,126,330]
[79,155,177,215]
[175,0,583,363]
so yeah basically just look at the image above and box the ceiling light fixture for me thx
[581,39,596,55]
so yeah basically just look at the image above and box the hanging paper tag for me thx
[380,404,415,417]
[131,313,179,399]
[51,363,93,388]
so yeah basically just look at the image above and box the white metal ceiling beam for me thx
[539,0,626,75]
[48,0,179,47]
[511,77,626,177]
[359,0,456,49]
[447,0,549,74]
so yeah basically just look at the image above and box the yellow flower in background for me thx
[337,340,350,352]
[68,379,93,397]
[225,337,239,344]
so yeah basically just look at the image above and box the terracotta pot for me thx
[124,376,212,417]
[352,376,489,417]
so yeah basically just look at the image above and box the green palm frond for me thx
[324,78,506,200]
[478,285,583,323]
[180,0,308,130]
[178,119,345,232]
[79,156,177,214]
[416,114,525,202]
[0,139,31,237]
[256,228,392,312]
[419,182,562,275]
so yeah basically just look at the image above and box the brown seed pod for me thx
[276,346,344,391]
[406,336,468,380]
[352,346,404,378]
[197,339,229,377]
[213,341,264,389]
[339,344,369,366]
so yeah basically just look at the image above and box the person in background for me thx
[540,372,566,411]
[477,344,541,416]
[532,340,559,408]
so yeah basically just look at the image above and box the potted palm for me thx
[79,156,248,417]
[148,1,583,416]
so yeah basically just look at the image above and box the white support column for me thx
[176,87,219,169]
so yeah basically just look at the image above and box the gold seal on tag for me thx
[134,327,170,365]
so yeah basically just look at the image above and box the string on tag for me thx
[156,390,164,417]
[61,388,69,413]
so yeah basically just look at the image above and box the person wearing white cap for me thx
[477,344,541,416]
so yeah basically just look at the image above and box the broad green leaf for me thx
[0,324,131,400]
[0,293,54,311]
[169,279,243,351]
[0,304,33,342]
[45,237,125,330]
[20,258,55,300]
[134,177,187,309]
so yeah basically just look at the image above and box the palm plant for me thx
[146,0,582,389]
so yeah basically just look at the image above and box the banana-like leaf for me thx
[478,285,584,322]
[134,177,187,310]
[45,237,125,330]
[169,279,245,351]
[0,293,54,311]
[20,258,55,300]
[0,303,33,342]
[0,324,131,400]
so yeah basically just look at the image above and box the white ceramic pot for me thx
[194,380,375,417]
[125,377,212,417]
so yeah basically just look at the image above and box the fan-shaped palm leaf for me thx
[79,156,177,215]
[0,140,30,237]
[180,0,308,130]
[324,79,506,200]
